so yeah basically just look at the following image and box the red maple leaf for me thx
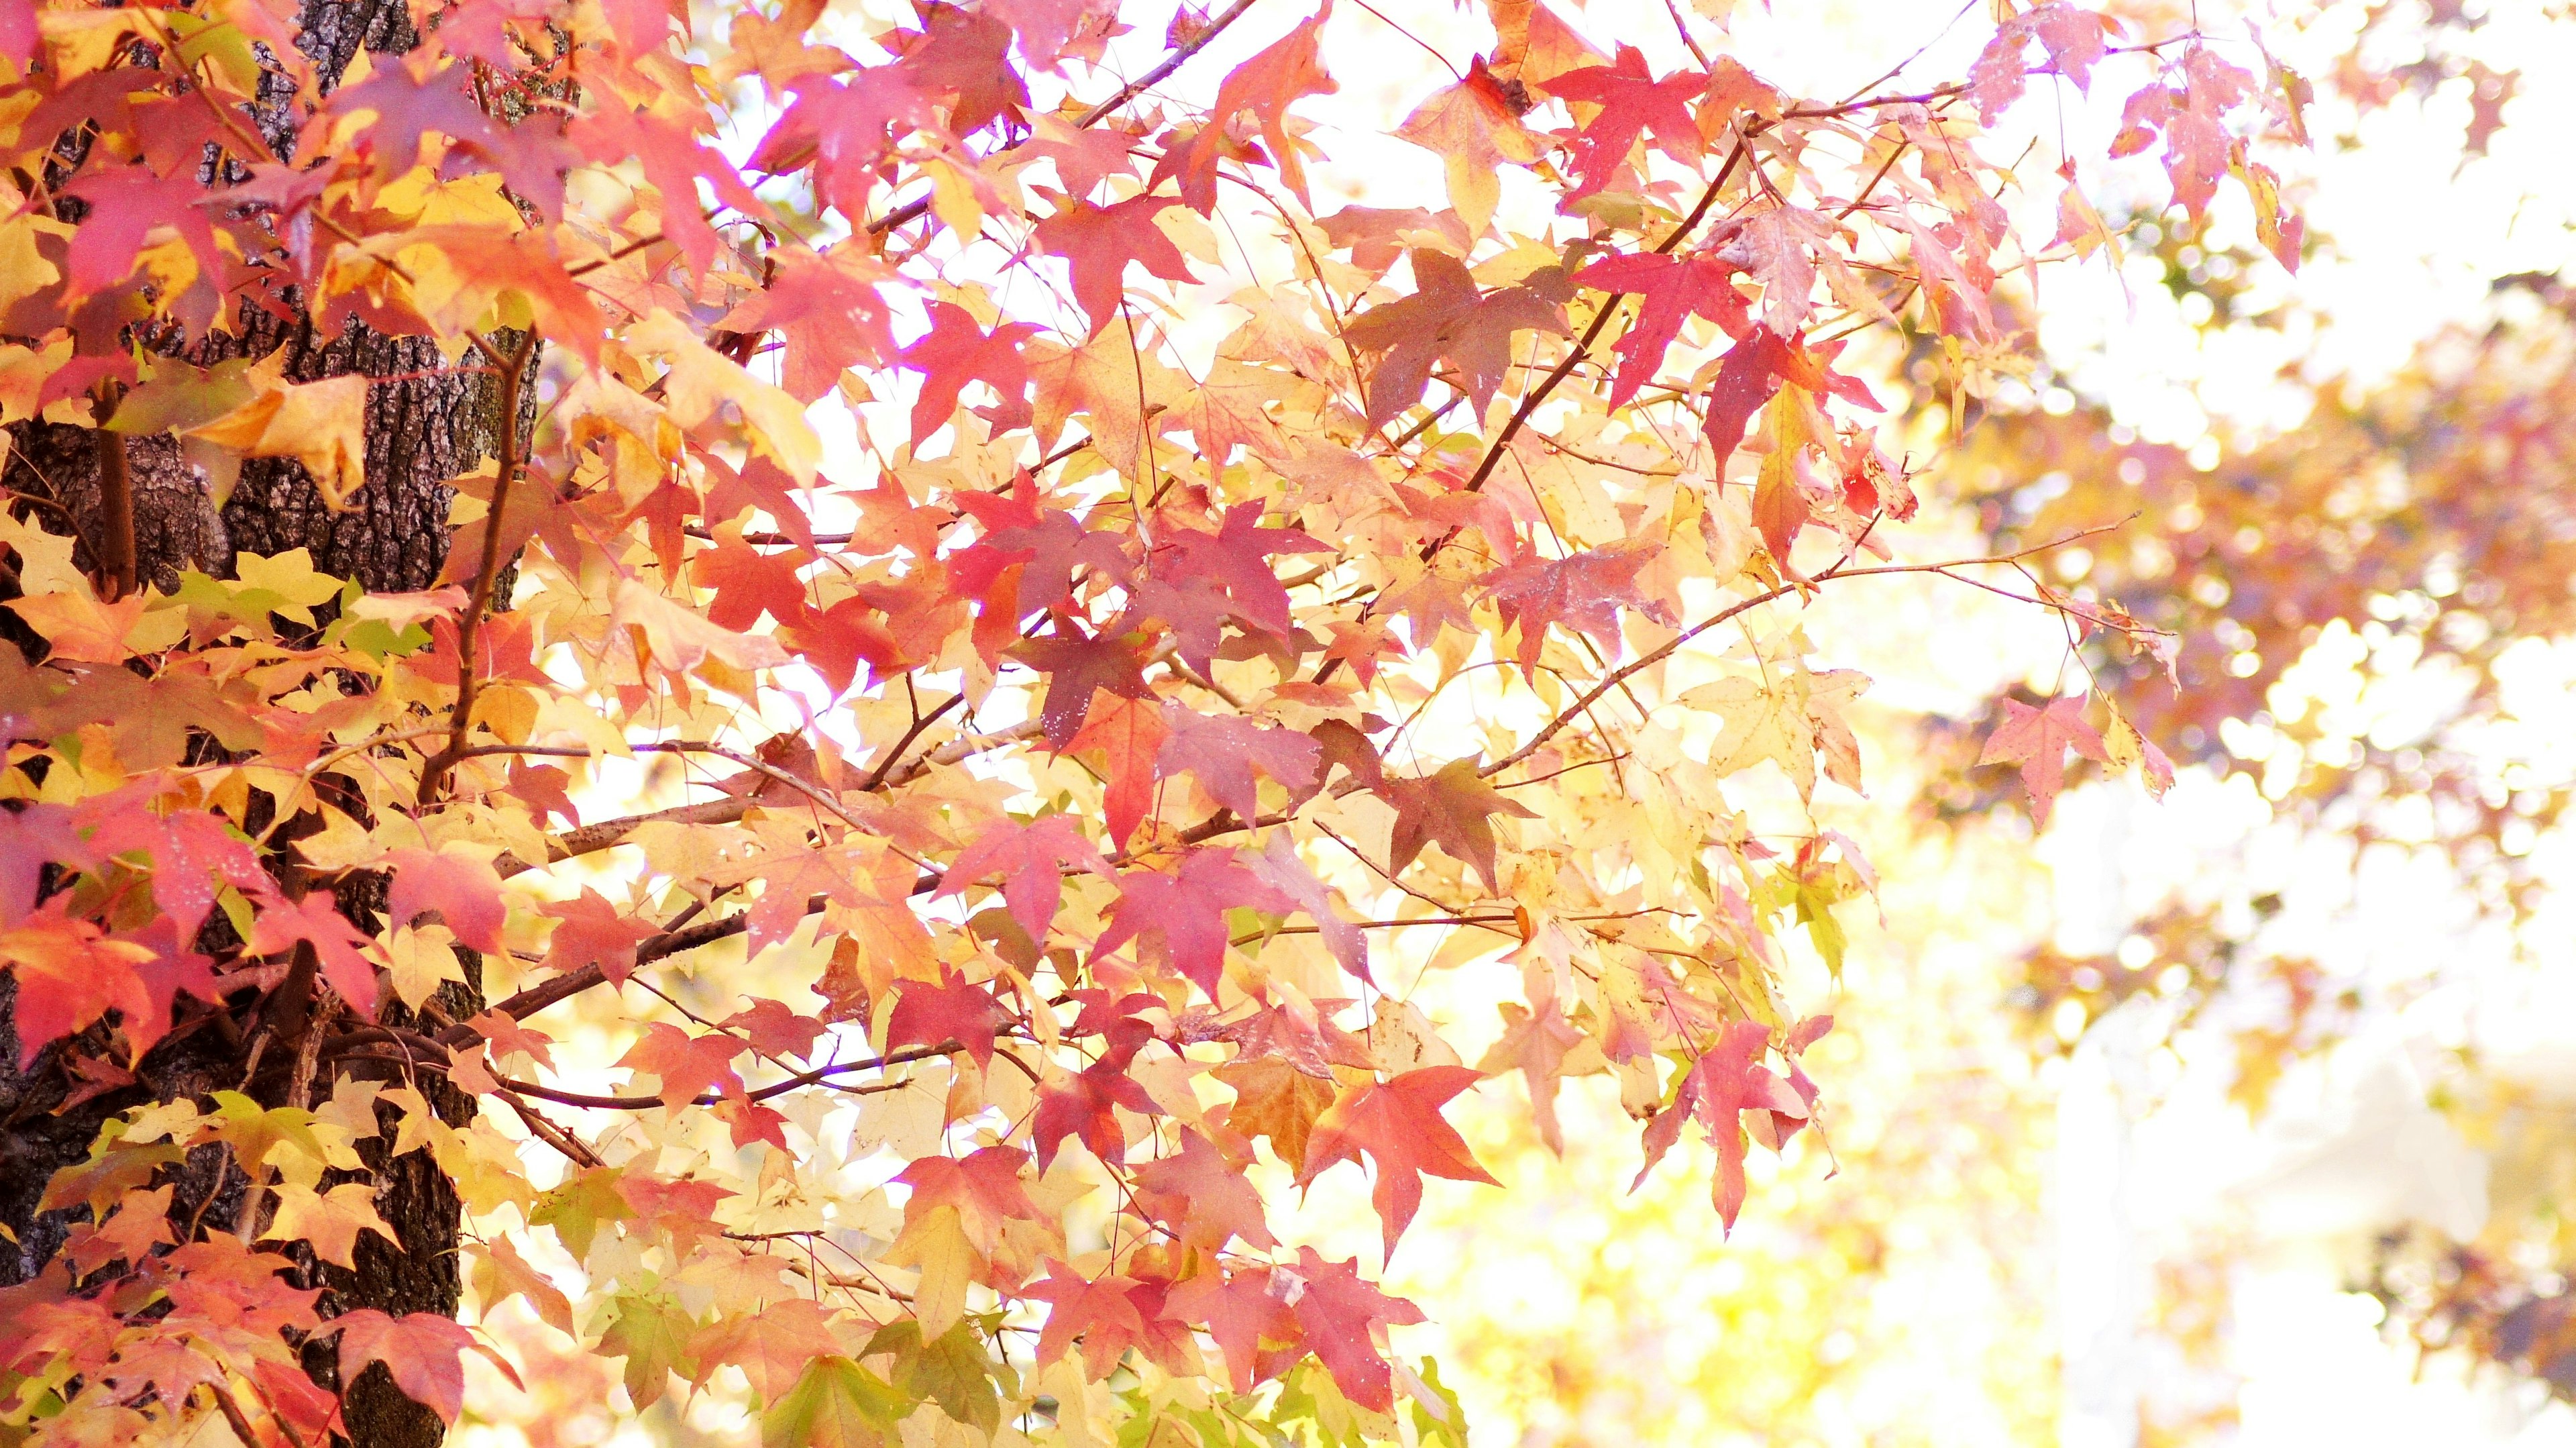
[1065,691,1171,848]
[1245,832,1367,982]
[0,907,152,1064]
[690,535,816,633]
[1091,848,1297,998]
[1299,1066,1499,1259]
[892,2,1030,138]
[1701,324,1794,470]
[716,244,897,403]
[78,804,270,943]
[1032,193,1198,338]
[1022,1260,1148,1379]
[248,892,382,1017]
[1479,542,1672,680]
[331,1310,491,1425]
[0,804,82,926]
[719,999,826,1060]
[1631,1019,1804,1232]
[1165,1263,1298,1395]
[384,848,507,955]
[1572,252,1752,406]
[1030,1055,1163,1168]
[1541,45,1707,202]
[1978,694,2112,827]
[883,969,1008,1070]
[59,168,225,307]
[615,1022,747,1107]
[753,68,943,221]
[1281,1247,1425,1412]
[1156,8,1337,213]
[1155,705,1320,826]
[1009,625,1156,747]
[537,888,660,986]
[1147,503,1329,639]
[567,102,771,276]
[1967,1,2113,121]
[896,1145,1044,1245]
[936,813,1106,940]
[1132,1127,1275,1251]
[896,300,1040,442]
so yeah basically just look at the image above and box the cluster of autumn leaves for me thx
[0,0,2298,1444]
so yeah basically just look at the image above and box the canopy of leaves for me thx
[0,0,2334,1443]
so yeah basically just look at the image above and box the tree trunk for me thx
[0,3,533,1445]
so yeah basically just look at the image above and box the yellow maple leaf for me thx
[262,1180,397,1268]
[191,375,368,508]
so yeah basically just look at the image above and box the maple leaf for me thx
[384,847,506,955]
[470,1236,574,1335]
[1968,1,2114,121]
[1980,694,2112,827]
[1030,1055,1163,1168]
[1477,994,1595,1153]
[262,1182,397,1269]
[527,894,659,992]
[938,815,1105,947]
[1166,1263,1297,1395]
[1701,324,1794,469]
[1157,7,1338,213]
[1091,847,1297,998]
[753,67,942,220]
[1148,503,1329,641]
[1394,61,1544,234]
[0,907,154,1064]
[0,803,81,926]
[722,999,825,1060]
[692,535,817,633]
[248,892,382,1017]
[1214,1054,1338,1172]
[1688,674,1825,798]
[883,970,1008,1070]
[1009,625,1157,747]
[616,1022,747,1106]
[332,1310,488,1424]
[896,299,1039,442]
[1031,193,1197,338]
[1381,758,1538,890]
[1022,1259,1149,1379]
[759,1355,911,1448]
[896,1145,1044,1247]
[715,246,897,404]
[1133,1127,1275,1250]
[1540,44,1707,202]
[1574,252,1752,406]
[568,102,771,278]
[1065,690,1171,847]
[1479,542,1672,680]
[1631,1020,1803,1232]
[1300,1066,1499,1259]
[1283,1247,1426,1412]
[1246,831,1368,982]
[1155,704,1320,825]
[58,168,223,306]
[1346,248,1571,427]
[689,1298,845,1404]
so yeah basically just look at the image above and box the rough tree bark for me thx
[0,3,534,1445]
